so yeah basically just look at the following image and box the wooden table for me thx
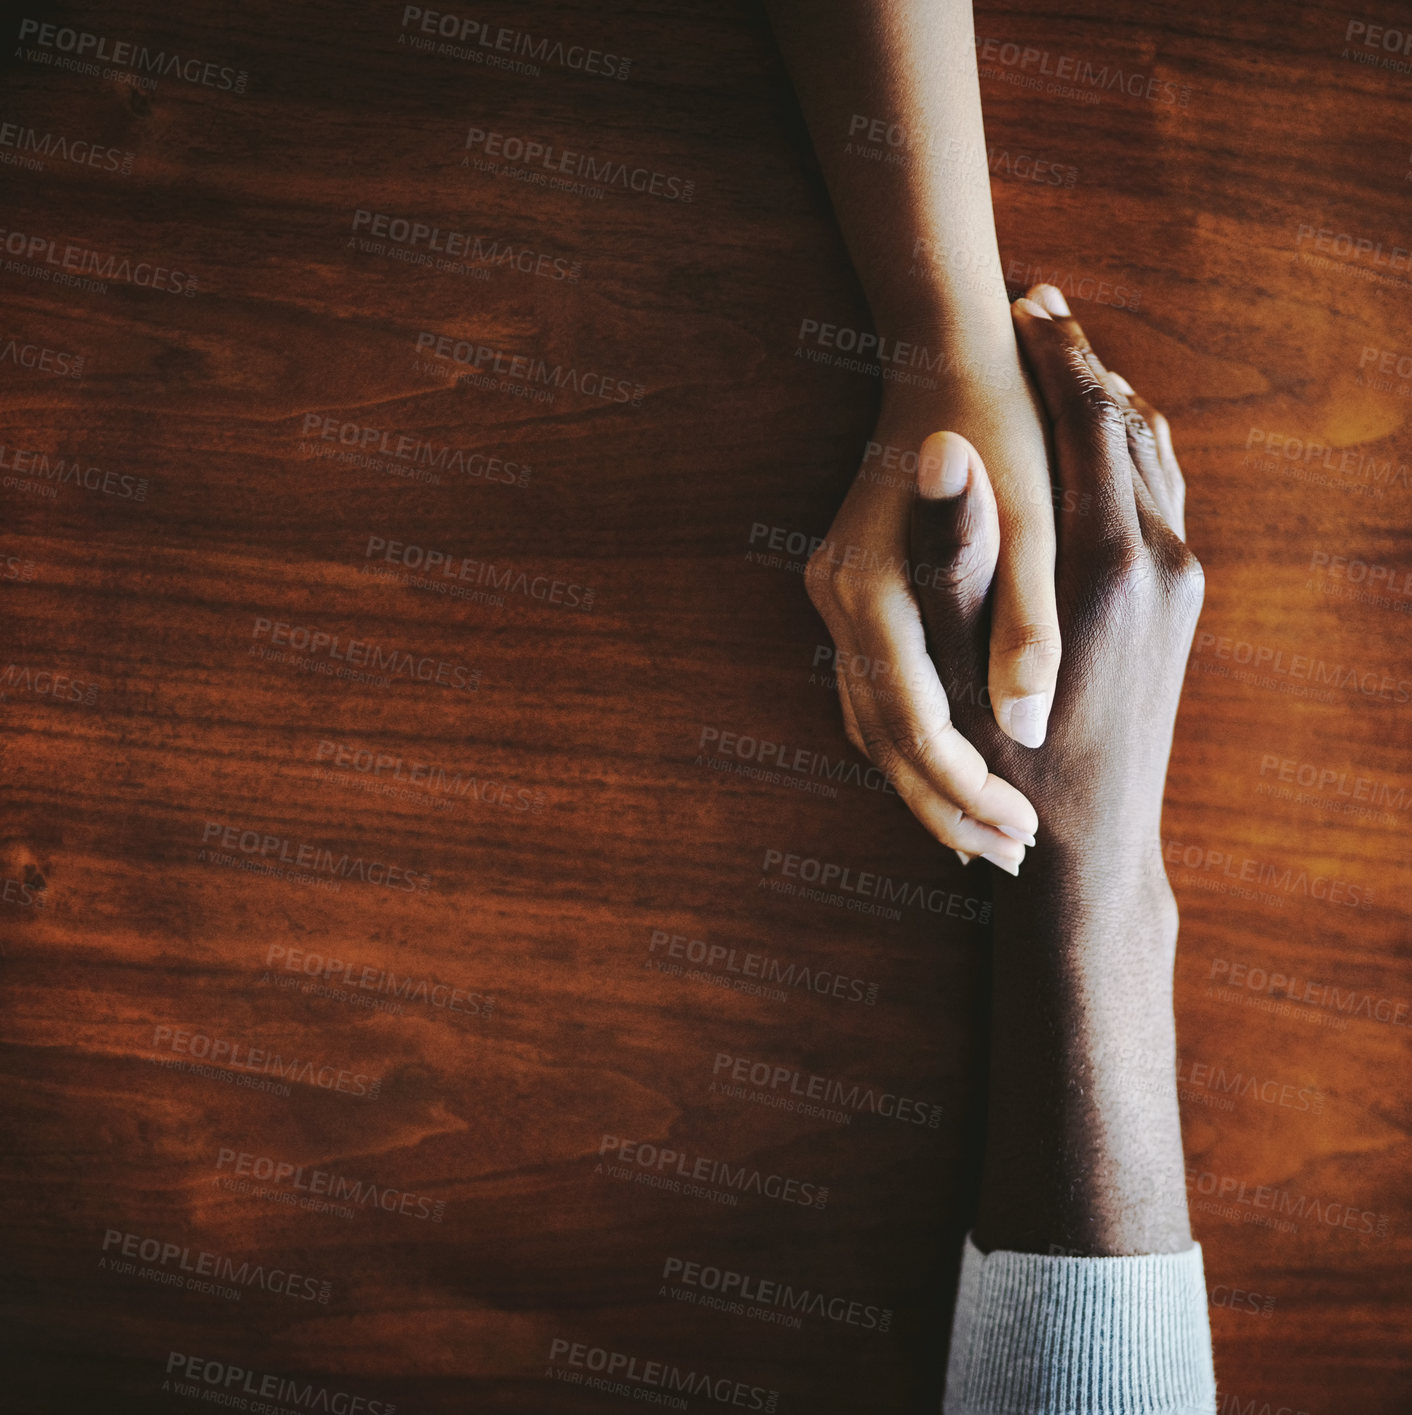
[2,2,1408,1410]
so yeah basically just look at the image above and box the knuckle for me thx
[994,622,1063,671]
[1171,550,1206,607]
[1095,529,1147,585]
[1057,373,1126,444]
[922,542,987,596]
[873,718,952,781]
[823,564,893,621]
[1085,385,1128,437]
[803,552,837,607]
[894,729,943,775]
[866,737,909,786]
[1122,405,1158,452]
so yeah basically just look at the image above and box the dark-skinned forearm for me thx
[971,850,1194,1257]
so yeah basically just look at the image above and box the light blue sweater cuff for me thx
[943,1234,1217,1415]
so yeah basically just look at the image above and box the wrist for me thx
[871,291,1012,357]
[871,319,1029,424]
[991,836,1179,977]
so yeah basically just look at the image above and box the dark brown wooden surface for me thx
[1,2,1408,1412]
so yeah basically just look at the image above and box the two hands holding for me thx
[767,6,1218,1397]
[808,284,1202,892]
[812,284,1205,1257]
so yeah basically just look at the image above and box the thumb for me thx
[907,431,1000,653]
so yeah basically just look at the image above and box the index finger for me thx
[1012,299,1138,546]
[838,594,1039,848]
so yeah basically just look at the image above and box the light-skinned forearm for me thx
[764,0,1012,352]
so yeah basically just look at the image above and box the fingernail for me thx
[1109,371,1135,395]
[999,692,1050,748]
[1015,297,1051,320]
[1033,284,1070,317]
[919,433,970,499]
[982,851,1022,877]
[954,849,975,867]
[996,824,1036,846]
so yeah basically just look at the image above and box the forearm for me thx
[764,0,1011,349]
[973,850,1194,1256]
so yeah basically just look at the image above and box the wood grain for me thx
[1,2,1408,1411]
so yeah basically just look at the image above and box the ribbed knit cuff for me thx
[943,1234,1217,1415]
